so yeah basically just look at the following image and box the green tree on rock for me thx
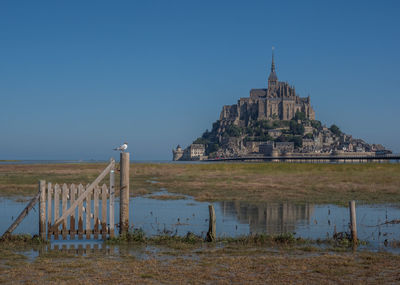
[225,125,242,137]
[294,111,306,121]
[289,121,305,135]
[329,124,341,136]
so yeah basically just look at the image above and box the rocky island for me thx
[173,52,391,161]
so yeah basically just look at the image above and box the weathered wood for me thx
[109,168,115,238]
[70,184,76,239]
[77,244,83,255]
[85,184,91,239]
[52,158,115,229]
[349,200,357,243]
[206,204,216,242]
[47,183,52,239]
[78,184,84,239]
[2,192,40,238]
[39,180,47,240]
[54,184,60,240]
[120,153,130,234]
[101,184,107,239]
[62,184,68,239]
[93,185,99,239]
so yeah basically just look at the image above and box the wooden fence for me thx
[42,182,115,240]
[38,155,131,240]
[1,155,130,240]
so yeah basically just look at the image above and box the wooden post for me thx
[349,200,357,243]
[47,183,52,239]
[39,180,46,240]
[206,204,216,242]
[120,152,130,235]
[109,168,115,238]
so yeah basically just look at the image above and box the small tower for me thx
[172,145,184,161]
[268,47,278,89]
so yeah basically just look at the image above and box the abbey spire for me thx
[268,47,278,88]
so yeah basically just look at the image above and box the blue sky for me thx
[0,0,399,160]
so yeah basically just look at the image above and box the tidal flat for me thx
[1,162,400,283]
[0,162,399,204]
[1,236,400,284]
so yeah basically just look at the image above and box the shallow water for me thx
[1,191,400,253]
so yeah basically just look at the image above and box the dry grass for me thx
[1,162,400,204]
[148,194,187,200]
[134,162,400,204]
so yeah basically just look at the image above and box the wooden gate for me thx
[39,158,116,240]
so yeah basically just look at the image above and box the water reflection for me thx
[219,202,313,235]
[2,194,400,253]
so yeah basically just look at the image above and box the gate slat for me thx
[62,184,68,239]
[47,183,52,240]
[93,185,99,239]
[101,184,107,239]
[70,184,76,239]
[78,184,84,239]
[54,184,60,240]
[85,184,91,239]
[109,169,115,237]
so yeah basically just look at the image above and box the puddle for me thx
[2,193,400,254]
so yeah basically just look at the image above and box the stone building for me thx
[259,141,294,156]
[172,144,206,161]
[259,142,274,155]
[245,141,262,153]
[304,126,313,135]
[268,129,282,138]
[219,51,315,129]
[187,144,206,159]
[275,142,294,154]
[302,139,315,152]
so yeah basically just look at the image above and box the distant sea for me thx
[0,160,205,165]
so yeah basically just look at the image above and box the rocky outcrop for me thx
[173,54,391,160]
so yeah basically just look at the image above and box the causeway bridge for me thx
[205,154,400,163]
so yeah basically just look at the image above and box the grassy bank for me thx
[2,251,399,284]
[0,162,399,204]
[0,234,399,284]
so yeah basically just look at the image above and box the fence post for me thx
[349,200,357,243]
[120,152,130,235]
[207,204,216,242]
[39,180,46,240]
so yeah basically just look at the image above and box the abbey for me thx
[220,52,315,127]
[172,52,391,161]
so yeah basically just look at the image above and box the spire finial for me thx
[268,46,278,87]
[271,46,275,72]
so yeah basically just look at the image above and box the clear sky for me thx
[1,0,399,160]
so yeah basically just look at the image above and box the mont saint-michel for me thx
[173,53,391,161]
